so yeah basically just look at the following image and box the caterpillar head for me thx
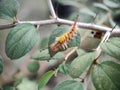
[50,43,58,52]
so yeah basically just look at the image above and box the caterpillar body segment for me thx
[50,15,79,52]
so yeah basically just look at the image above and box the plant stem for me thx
[48,0,57,18]
[0,18,120,35]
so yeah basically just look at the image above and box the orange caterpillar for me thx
[50,15,79,52]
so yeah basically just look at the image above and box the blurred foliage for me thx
[16,78,38,90]
[0,55,4,74]
[0,0,19,20]
[27,60,40,73]
[0,0,120,90]
[53,80,84,90]
[101,37,120,60]
[92,61,120,90]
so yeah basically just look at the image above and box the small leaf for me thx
[16,78,38,90]
[53,80,83,90]
[48,25,80,57]
[93,3,110,12]
[32,49,64,61]
[5,23,39,59]
[27,61,40,73]
[92,61,120,90]
[51,52,65,60]
[79,8,96,17]
[101,37,120,60]
[0,56,4,74]
[0,0,19,19]
[69,51,96,78]
[59,64,70,74]
[39,37,49,49]
[32,49,50,61]
[38,70,55,90]
[103,0,120,8]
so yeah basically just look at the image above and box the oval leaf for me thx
[38,70,55,90]
[101,37,120,60]
[0,56,4,74]
[53,80,83,90]
[48,25,80,57]
[92,61,120,90]
[69,51,96,78]
[0,0,19,19]
[27,61,40,73]
[5,23,39,59]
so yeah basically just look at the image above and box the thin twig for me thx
[0,23,17,30]
[48,0,57,18]
[15,19,120,34]
[54,47,78,76]
[1,18,119,35]
[0,0,120,35]
[95,24,117,58]
[64,47,78,64]
[82,25,117,82]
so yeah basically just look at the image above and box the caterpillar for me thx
[50,15,79,52]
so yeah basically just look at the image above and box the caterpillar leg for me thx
[64,43,68,48]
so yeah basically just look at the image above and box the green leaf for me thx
[79,8,96,17]
[51,52,65,60]
[27,61,40,73]
[92,61,120,90]
[0,0,19,19]
[76,49,86,56]
[101,37,120,60]
[39,37,49,50]
[5,23,39,59]
[32,49,51,61]
[59,64,70,74]
[38,70,55,90]
[32,49,64,61]
[2,85,13,90]
[48,25,80,57]
[0,55,4,74]
[68,10,94,23]
[103,0,120,8]
[93,3,110,12]
[53,80,83,90]
[69,51,96,78]
[16,78,38,90]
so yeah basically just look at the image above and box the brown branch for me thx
[0,23,17,30]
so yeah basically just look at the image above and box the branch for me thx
[47,0,57,18]
[18,18,120,34]
[0,0,120,35]
[0,23,17,30]
[0,18,120,35]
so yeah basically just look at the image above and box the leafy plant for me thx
[0,0,120,90]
